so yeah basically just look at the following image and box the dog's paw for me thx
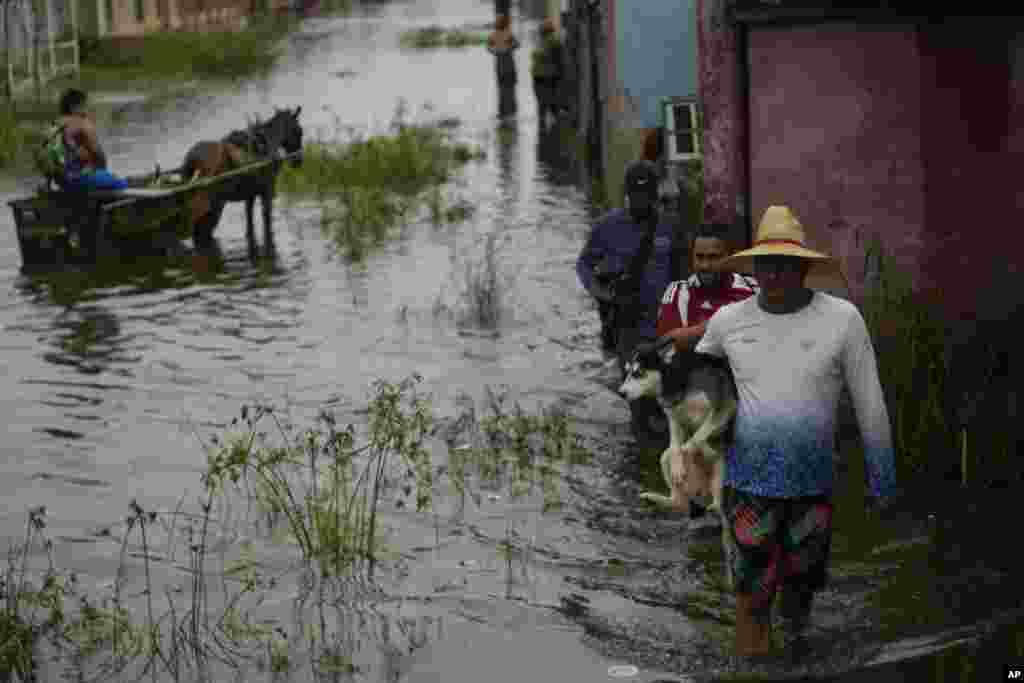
[639,492,675,507]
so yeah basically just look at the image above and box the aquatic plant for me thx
[277,106,486,260]
[447,385,590,514]
[444,387,591,598]
[0,374,590,680]
[0,507,66,683]
[460,233,505,329]
[399,26,489,49]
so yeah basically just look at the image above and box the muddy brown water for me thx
[1,1,1021,681]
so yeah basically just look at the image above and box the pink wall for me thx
[917,19,1021,322]
[697,0,747,229]
[747,24,926,304]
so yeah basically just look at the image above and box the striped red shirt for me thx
[656,273,759,337]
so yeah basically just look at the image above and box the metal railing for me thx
[2,0,79,98]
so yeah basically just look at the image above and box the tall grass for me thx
[459,233,506,329]
[0,374,591,680]
[446,386,590,597]
[0,106,47,170]
[278,108,485,260]
[861,238,956,484]
[76,16,293,83]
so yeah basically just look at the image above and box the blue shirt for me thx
[576,208,677,341]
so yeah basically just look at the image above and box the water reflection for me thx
[495,115,520,211]
[45,305,126,376]
[536,119,575,187]
[497,84,517,120]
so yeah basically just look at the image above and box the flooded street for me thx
[0,0,603,535]
[0,1,1021,681]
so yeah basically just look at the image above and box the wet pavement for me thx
[1,1,1022,681]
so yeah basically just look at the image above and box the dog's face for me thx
[617,354,665,402]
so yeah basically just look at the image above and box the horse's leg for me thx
[245,197,257,262]
[199,200,225,251]
[262,190,275,259]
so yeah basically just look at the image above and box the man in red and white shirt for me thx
[656,223,758,352]
[655,223,757,520]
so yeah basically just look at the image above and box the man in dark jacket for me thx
[576,160,681,445]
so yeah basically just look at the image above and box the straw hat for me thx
[713,205,848,291]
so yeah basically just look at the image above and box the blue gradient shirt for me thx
[576,209,676,341]
[696,293,898,502]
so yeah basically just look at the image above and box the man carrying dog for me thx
[654,222,757,520]
[695,206,898,664]
[576,160,682,444]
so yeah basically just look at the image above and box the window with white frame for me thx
[663,99,701,161]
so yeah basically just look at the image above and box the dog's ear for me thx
[294,106,302,118]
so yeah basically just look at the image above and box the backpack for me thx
[34,122,67,187]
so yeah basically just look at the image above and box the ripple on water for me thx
[33,427,86,440]
[31,472,110,488]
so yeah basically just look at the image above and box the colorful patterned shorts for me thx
[721,486,834,618]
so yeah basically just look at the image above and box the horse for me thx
[183,106,303,260]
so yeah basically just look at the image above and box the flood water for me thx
[1,1,1021,682]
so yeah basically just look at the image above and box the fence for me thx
[1,0,79,98]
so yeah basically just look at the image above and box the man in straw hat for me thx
[694,205,898,663]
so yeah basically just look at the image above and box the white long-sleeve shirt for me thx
[696,292,898,501]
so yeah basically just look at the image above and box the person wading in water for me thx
[696,205,899,666]
[487,14,520,119]
[577,160,686,447]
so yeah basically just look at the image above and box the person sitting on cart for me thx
[45,89,128,192]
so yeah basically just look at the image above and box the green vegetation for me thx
[0,374,591,680]
[0,106,48,169]
[75,16,293,85]
[399,26,489,49]
[860,239,956,484]
[277,106,485,260]
[460,233,504,329]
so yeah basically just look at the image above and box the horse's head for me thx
[270,106,304,167]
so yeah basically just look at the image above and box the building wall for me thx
[746,23,926,303]
[917,18,1022,323]
[696,0,747,235]
[615,0,697,129]
[98,0,251,37]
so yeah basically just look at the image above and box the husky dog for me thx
[617,336,738,513]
